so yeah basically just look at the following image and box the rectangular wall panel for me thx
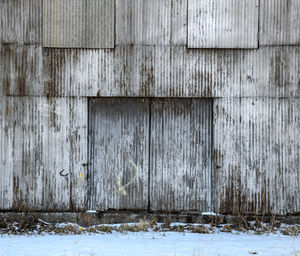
[0,45,43,96]
[116,0,187,45]
[0,97,87,211]
[213,98,300,215]
[260,0,300,45]
[188,0,259,48]
[0,0,42,44]
[42,46,242,97]
[213,98,241,214]
[89,98,150,211]
[240,98,300,215]
[150,99,212,212]
[241,46,300,97]
[0,97,13,209]
[43,0,114,48]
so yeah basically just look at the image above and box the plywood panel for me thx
[0,0,42,44]
[188,0,259,48]
[89,98,150,211]
[116,0,187,45]
[0,96,87,211]
[43,0,114,48]
[150,99,212,212]
[260,0,300,45]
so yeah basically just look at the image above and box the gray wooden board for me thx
[43,0,114,48]
[88,98,150,211]
[260,0,300,46]
[150,99,212,212]
[0,0,42,44]
[0,96,87,211]
[116,0,187,45]
[188,0,259,48]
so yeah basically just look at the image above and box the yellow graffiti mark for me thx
[117,160,139,196]
[77,172,83,186]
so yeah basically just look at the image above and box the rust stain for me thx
[274,56,281,87]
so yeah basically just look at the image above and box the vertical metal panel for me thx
[260,0,300,45]
[0,45,43,96]
[241,46,300,97]
[42,46,242,97]
[240,98,300,215]
[188,0,259,48]
[213,98,241,214]
[0,0,42,44]
[116,0,187,45]
[0,96,87,211]
[89,98,149,211]
[0,97,13,210]
[214,98,300,215]
[150,99,212,212]
[43,0,114,48]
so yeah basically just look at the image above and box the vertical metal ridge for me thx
[116,0,186,46]
[43,0,114,48]
[260,0,300,45]
[188,0,259,48]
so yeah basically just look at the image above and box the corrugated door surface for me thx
[89,98,150,211]
[150,99,212,212]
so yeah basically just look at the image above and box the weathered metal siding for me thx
[2,45,299,98]
[260,0,300,46]
[0,0,299,215]
[0,96,87,211]
[0,97,13,209]
[214,98,300,215]
[89,98,150,211]
[150,99,212,212]
[240,98,300,215]
[0,45,43,96]
[43,0,114,48]
[42,46,241,97]
[213,98,241,214]
[116,0,187,45]
[0,0,42,44]
[241,46,300,97]
[188,0,259,48]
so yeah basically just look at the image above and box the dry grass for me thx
[1,213,299,236]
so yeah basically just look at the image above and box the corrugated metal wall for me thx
[0,0,299,214]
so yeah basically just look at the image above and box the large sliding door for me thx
[88,98,212,212]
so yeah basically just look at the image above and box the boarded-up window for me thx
[43,0,114,48]
[188,0,259,48]
[88,98,212,212]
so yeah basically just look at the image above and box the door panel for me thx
[89,98,150,210]
[150,99,212,211]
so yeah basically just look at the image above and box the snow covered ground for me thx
[0,230,299,256]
